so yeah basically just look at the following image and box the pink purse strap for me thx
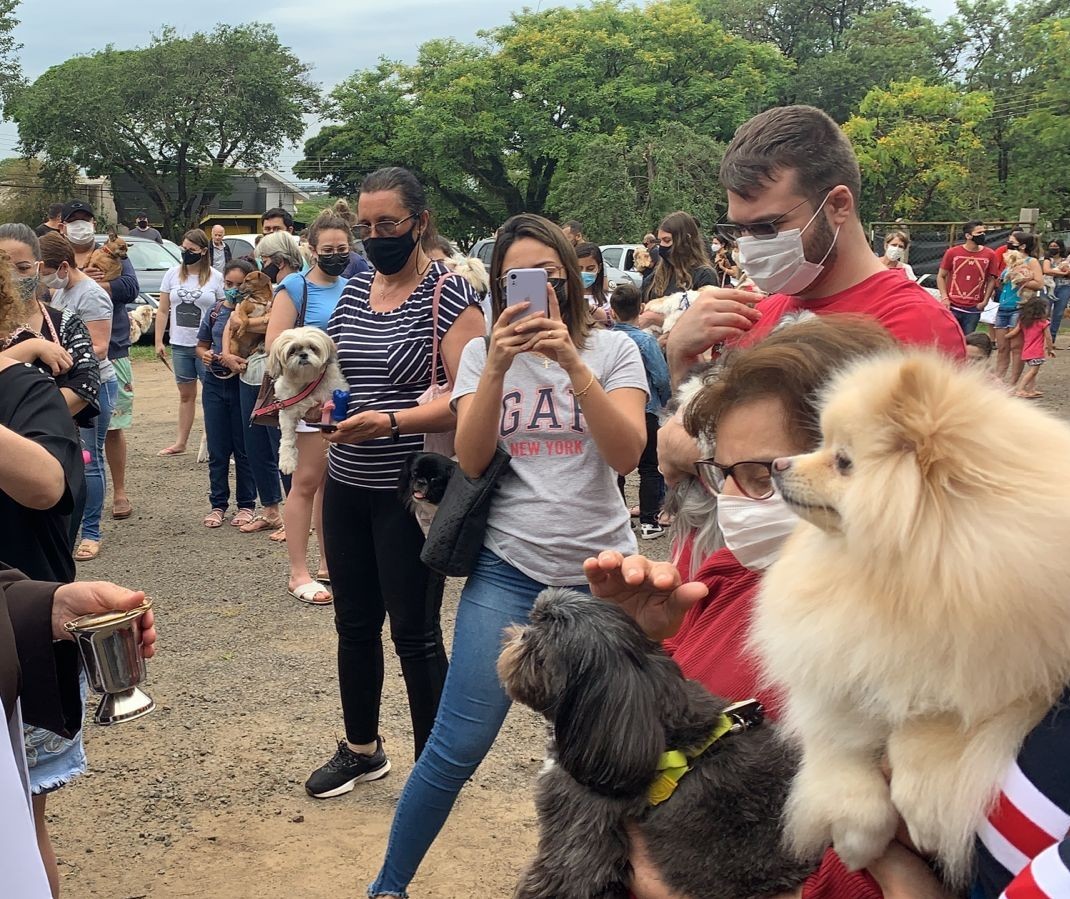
[429,270,462,388]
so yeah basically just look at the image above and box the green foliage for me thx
[0,157,67,227]
[297,0,787,244]
[10,24,318,238]
[0,0,22,111]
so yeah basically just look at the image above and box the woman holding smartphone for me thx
[367,213,648,898]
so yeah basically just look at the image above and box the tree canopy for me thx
[10,24,318,236]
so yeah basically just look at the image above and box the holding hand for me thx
[667,288,762,361]
[324,410,391,445]
[583,550,707,642]
[485,301,543,377]
[515,287,582,373]
[219,352,247,373]
[52,582,157,658]
[2,338,73,375]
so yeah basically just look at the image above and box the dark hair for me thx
[46,202,64,220]
[1018,295,1048,329]
[360,166,439,247]
[650,211,711,299]
[720,105,862,206]
[180,228,213,286]
[1011,231,1038,256]
[425,234,454,257]
[685,314,896,449]
[489,214,591,350]
[963,220,984,238]
[223,258,256,280]
[574,241,607,307]
[0,223,41,260]
[1048,239,1066,257]
[39,231,76,269]
[964,331,994,356]
[609,281,642,321]
[564,220,584,235]
[262,207,293,230]
[307,209,352,250]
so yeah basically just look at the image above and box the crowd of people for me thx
[1,101,1068,899]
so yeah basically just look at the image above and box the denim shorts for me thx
[170,343,204,384]
[994,309,1019,329]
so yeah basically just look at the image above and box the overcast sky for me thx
[4,0,960,175]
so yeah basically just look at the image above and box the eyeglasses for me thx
[496,265,565,290]
[716,193,829,242]
[356,214,417,240]
[695,458,777,500]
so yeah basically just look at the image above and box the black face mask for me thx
[1048,247,1061,257]
[364,228,418,276]
[969,232,986,246]
[659,244,672,263]
[317,252,350,277]
[182,248,205,266]
[261,261,280,283]
[548,277,570,322]
[136,220,147,228]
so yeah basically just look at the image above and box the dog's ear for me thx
[107,227,117,241]
[555,643,665,799]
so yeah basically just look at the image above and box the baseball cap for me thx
[61,199,95,221]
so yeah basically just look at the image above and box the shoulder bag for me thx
[416,270,463,457]
[420,444,512,578]
[250,276,309,428]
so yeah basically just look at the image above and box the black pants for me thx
[618,412,665,524]
[323,476,448,760]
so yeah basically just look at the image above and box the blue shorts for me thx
[24,672,88,794]
[171,343,204,384]
[995,309,1019,329]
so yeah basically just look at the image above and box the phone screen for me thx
[505,268,550,317]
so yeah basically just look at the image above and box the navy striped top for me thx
[326,262,479,490]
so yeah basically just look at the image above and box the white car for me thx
[600,244,643,287]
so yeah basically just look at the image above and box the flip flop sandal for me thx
[111,501,133,520]
[158,446,187,456]
[269,527,287,543]
[239,515,284,534]
[289,581,333,605]
[203,509,226,528]
[230,508,256,528]
[75,539,100,562]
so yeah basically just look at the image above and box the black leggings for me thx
[323,477,448,760]
[618,412,665,524]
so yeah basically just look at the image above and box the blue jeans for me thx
[202,374,256,512]
[237,379,290,505]
[1050,284,1070,341]
[951,306,981,335]
[78,377,117,542]
[368,549,588,897]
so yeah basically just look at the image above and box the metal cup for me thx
[64,601,155,725]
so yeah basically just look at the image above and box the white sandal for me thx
[288,580,333,605]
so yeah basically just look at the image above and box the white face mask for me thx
[64,220,95,244]
[716,492,799,571]
[42,266,69,290]
[735,192,839,297]
[885,245,904,262]
[711,241,722,253]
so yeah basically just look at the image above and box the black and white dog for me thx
[498,588,817,899]
[398,452,457,535]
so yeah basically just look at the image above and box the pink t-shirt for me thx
[1021,319,1050,361]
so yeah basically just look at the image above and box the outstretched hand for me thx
[583,551,707,642]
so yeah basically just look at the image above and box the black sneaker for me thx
[305,737,391,798]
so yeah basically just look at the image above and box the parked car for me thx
[96,234,180,344]
[223,233,260,260]
[600,244,643,287]
[468,237,636,290]
[470,237,495,267]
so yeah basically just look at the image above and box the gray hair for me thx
[0,223,41,260]
[255,231,303,270]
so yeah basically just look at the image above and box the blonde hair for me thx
[0,249,25,340]
[180,229,213,287]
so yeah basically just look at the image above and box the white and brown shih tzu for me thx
[498,588,817,899]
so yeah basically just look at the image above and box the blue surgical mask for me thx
[581,271,598,288]
[224,287,241,303]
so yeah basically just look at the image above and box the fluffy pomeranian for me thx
[750,351,1070,885]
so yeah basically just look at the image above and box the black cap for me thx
[61,199,95,221]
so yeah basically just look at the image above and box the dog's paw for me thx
[278,453,297,475]
[830,800,899,871]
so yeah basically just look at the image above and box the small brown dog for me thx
[229,270,274,358]
[88,231,129,281]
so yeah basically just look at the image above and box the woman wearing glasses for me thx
[586,316,952,899]
[365,213,649,898]
[306,167,486,796]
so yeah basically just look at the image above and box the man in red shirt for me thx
[661,105,964,480]
[937,221,999,335]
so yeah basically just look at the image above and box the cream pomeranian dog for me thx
[750,351,1070,885]
[267,327,346,474]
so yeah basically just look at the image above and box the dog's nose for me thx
[773,457,793,472]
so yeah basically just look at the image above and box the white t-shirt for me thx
[452,328,649,586]
[159,266,225,347]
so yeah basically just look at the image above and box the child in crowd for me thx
[964,331,994,367]
[1006,296,1054,399]
[611,282,672,538]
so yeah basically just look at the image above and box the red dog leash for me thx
[253,371,326,420]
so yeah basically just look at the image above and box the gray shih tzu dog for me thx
[498,588,818,899]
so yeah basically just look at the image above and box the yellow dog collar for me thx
[647,700,765,807]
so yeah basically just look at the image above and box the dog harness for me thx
[648,699,765,807]
[256,371,326,417]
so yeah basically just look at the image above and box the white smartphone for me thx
[505,268,550,317]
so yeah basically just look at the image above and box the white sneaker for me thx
[639,523,665,540]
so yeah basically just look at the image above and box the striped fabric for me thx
[326,263,479,490]
[975,688,1070,898]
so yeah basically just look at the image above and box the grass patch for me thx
[129,345,159,362]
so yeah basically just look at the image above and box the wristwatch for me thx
[387,411,400,443]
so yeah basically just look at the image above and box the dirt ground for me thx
[49,342,1070,898]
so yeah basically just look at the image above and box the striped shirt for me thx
[974,687,1070,898]
[326,262,479,490]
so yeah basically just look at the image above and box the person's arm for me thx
[97,257,139,303]
[85,317,110,361]
[265,286,298,351]
[1022,258,1045,291]
[1045,326,1055,357]
[1043,258,1058,277]
[155,291,170,360]
[0,422,65,509]
[981,275,996,305]
[1,338,72,374]
[936,268,950,304]
[642,339,672,409]
[1006,322,1022,340]
[665,288,762,387]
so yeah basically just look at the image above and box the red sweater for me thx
[666,548,883,899]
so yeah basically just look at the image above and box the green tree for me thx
[10,24,319,237]
[0,158,70,227]
[297,0,787,241]
[844,78,993,221]
[0,0,23,111]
